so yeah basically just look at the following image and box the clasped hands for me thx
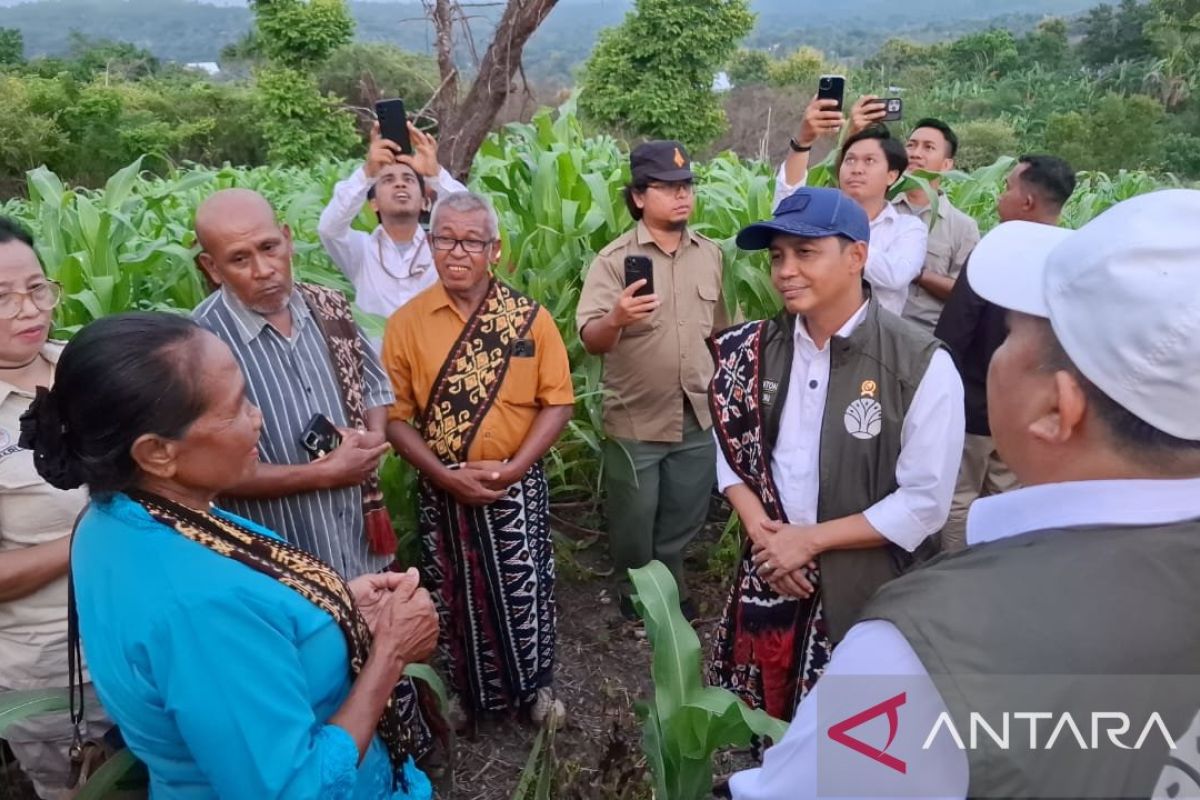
[746,518,822,600]
[349,568,439,664]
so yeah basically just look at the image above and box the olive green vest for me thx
[863,521,1200,797]
[760,291,942,640]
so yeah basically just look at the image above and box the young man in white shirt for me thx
[730,189,1200,799]
[708,186,963,721]
[317,122,467,318]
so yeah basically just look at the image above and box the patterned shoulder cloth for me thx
[706,319,831,721]
[125,490,419,791]
[296,283,394,556]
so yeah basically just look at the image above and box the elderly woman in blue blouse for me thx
[18,311,437,800]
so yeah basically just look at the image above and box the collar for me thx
[219,286,311,345]
[426,278,493,322]
[894,190,951,219]
[795,300,869,352]
[371,225,430,276]
[966,477,1200,547]
[635,220,699,254]
[0,341,64,405]
[869,200,899,227]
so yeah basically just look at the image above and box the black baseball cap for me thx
[736,188,872,250]
[630,140,694,184]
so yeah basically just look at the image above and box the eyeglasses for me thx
[430,236,494,254]
[0,281,62,320]
[647,181,695,196]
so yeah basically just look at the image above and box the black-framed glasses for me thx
[0,281,62,320]
[646,181,695,196]
[430,236,494,254]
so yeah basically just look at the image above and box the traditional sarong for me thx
[706,320,833,721]
[415,280,556,713]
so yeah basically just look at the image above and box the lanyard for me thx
[375,231,431,281]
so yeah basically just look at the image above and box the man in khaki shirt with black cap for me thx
[577,140,729,620]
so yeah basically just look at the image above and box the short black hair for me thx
[840,125,909,182]
[366,164,428,223]
[1016,155,1077,211]
[910,117,959,158]
[1038,321,1200,472]
[0,216,34,247]
[19,312,209,494]
[623,181,649,221]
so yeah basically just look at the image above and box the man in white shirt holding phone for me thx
[318,121,467,318]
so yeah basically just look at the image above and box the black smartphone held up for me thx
[624,255,655,298]
[300,413,342,460]
[817,74,846,111]
[879,97,903,122]
[375,98,412,155]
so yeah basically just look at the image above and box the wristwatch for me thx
[789,138,813,153]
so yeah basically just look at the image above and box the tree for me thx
[727,49,771,87]
[945,29,1020,78]
[953,119,1019,171]
[1077,0,1155,68]
[1018,18,1073,71]
[766,46,825,89]
[1043,93,1164,174]
[577,0,755,150]
[249,0,358,165]
[0,28,23,66]
[317,43,440,114]
[421,0,563,178]
[862,38,944,76]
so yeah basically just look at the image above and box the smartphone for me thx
[624,255,654,298]
[817,74,846,111]
[300,413,342,460]
[375,98,412,155]
[879,97,903,122]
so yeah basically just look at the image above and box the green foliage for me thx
[727,48,772,87]
[1017,18,1074,72]
[577,0,755,150]
[1078,0,1156,67]
[953,119,1021,171]
[945,28,1021,78]
[317,43,439,113]
[254,66,359,165]
[1044,93,1165,173]
[0,26,23,65]
[630,561,788,800]
[250,0,354,71]
[766,46,826,88]
[0,688,68,734]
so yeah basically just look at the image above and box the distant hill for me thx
[0,0,1110,80]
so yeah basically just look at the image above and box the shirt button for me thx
[809,380,819,389]
[678,320,685,327]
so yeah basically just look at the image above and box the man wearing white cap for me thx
[730,189,1200,799]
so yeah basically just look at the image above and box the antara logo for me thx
[827,692,908,774]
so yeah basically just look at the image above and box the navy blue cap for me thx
[736,187,871,251]
[631,140,694,183]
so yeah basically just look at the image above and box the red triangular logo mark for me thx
[827,691,907,774]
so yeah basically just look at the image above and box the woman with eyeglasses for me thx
[0,216,113,799]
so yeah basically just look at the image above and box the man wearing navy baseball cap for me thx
[707,187,964,722]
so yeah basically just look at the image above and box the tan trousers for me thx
[1,683,111,800]
[941,433,1019,552]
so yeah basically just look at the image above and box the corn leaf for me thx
[0,689,69,735]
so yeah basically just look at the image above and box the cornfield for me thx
[0,104,1175,525]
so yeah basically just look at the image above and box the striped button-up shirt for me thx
[193,287,395,578]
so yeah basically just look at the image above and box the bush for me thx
[1043,93,1165,174]
[254,66,359,166]
[317,43,439,117]
[953,119,1021,171]
[766,47,826,89]
[726,49,771,87]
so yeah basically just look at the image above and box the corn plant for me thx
[630,561,788,799]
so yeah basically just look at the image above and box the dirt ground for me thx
[2,500,746,800]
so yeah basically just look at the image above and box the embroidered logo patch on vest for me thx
[762,378,780,407]
[844,380,883,440]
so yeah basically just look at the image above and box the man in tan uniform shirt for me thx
[577,141,729,619]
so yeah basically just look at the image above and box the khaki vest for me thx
[864,521,1200,797]
[759,291,941,640]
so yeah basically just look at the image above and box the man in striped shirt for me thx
[192,189,394,578]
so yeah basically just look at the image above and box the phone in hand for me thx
[375,98,412,155]
[817,74,846,112]
[300,413,342,460]
[624,255,655,298]
[877,97,903,122]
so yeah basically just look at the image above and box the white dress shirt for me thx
[773,165,928,316]
[715,302,964,553]
[317,165,467,318]
[730,475,1200,800]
